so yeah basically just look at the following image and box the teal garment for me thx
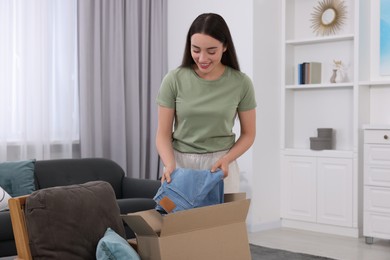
[157,66,257,153]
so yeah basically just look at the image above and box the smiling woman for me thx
[0,0,79,161]
[156,13,256,193]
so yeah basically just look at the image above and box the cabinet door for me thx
[317,158,353,227]
[364,212,390,240]
[281,156,316,222]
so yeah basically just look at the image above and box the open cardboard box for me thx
[121,193,251,260]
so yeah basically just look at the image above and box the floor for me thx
[2,228,389,260]
[249,227,390,260]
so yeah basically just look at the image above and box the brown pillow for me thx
[25,181,126,260]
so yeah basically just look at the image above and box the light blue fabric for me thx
[0,159,36,197]
[96,228,140,260]
[154,168,224,213]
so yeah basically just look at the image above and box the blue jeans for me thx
[154,168,224,213]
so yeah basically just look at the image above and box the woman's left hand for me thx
[211,157,230,178]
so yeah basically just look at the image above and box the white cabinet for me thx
[363,126,390,244]
[280,0,360,237]
[282,155,353,227]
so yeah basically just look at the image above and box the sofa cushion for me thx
[0,159,35,197]
[0,239,17,258]
[96,228,140,260]
[0,211,13,241]
[34,158,124,198]
[25,181,126,260]
[117,198,156,214]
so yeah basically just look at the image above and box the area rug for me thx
[250,244,336,260]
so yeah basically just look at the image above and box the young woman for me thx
[156,13,256,193]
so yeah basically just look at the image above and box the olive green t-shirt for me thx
[156,66,257,153]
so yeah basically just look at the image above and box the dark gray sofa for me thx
[0,158,161,257]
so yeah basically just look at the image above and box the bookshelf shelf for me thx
[359,81,390,86]
[285,82,353,89]
[282,148,354,158]
[286,34,354,46]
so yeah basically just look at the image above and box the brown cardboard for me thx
[121,193,251,260]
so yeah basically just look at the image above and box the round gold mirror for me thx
[310,0,347,36]
[321,8,336,25]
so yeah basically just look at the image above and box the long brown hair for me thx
[180,13,240,71]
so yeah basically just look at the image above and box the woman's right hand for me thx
[161,165,175,183]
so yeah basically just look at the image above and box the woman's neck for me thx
[193,64,226,80]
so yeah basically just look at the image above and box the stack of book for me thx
[298,62,321,84]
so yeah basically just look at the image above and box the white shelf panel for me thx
[359,81,390,86]
[362,124,390,130]
[282,148,354,158]
[285,83,354,90]
[286,34,354,46]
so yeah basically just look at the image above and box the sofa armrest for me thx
[121,177,161,199]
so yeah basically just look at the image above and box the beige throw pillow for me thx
[0,186,12,211]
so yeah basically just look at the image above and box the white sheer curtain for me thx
[0,0,79,161]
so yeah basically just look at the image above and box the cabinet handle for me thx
[385,135,389,140]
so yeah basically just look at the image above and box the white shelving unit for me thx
[280,0,361,237]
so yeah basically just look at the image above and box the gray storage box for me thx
[310,137,332,150]
[317,128,333,138]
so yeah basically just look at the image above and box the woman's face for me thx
[190,33,226,79]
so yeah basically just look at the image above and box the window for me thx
[0,0,79,160]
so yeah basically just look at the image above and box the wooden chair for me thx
[8,195,32,260]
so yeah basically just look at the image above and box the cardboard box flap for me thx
[224,192,246,202]
[122,215,157,236]
[160,198,250,237]
[121,209,163,237]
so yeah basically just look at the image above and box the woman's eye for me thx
[191,49,216,55]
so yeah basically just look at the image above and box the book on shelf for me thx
[297,62,321,85]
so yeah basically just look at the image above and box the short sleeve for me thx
[238,75,257,112]
[156,71,177,109]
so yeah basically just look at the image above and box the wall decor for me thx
[369,0,390,80]
[380,0,390,75]
[330,59,346,83]
[310,0,347,36]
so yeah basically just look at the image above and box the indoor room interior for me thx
[1,0,390,260]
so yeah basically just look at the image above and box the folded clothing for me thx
[154,168,224,213]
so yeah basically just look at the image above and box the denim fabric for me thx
[174,150,240,193]
[154,168,224,213]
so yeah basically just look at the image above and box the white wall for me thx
[167,0,281,232]
[167,0,253,77]
[251,0,282,231]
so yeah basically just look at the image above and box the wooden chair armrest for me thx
[9,195,32,260]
